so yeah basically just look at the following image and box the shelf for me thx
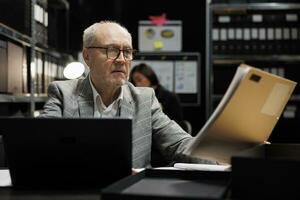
[212,3,300,11]
[213,55,300,64]
[0,23,59,55]
[0,94,47,103]
[134,52,201,60]
[0,22,31,47]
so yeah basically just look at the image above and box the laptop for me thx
[184,64,297,164]
[0,117,132,189]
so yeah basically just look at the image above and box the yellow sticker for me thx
[153,40,163,50]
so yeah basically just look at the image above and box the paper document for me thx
[184,64,297,164]
[0,169,12,187]
[153,167,184,170]
[174,163,231,171]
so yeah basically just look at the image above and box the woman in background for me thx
[130,63,187,132]
[130,63,189,167]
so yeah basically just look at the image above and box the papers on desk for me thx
[0,169,12,187]
[153,163,230,172]
[173,163,231,171]
[183,64,297,164]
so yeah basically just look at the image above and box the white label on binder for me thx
[291,28,298,40]
[283,28,290,40]
[236,28,242,40]
[275,28,282,40]
[213,28,219,41]
[228,28,234,40]
[267,28,274,40]
[252,14,263,23]
[218,16,230,23]
[278,68,285,77]
[259,28,266,40]
[44,12,48,27]
[251,28,258,39]
[243,28,250,40]
[34,4,39,22]
[220,28,227,41]
[286,14,298,22]
[271,68,278,76]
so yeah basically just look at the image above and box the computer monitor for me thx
[0,117,132,189]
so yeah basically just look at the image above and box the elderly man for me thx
[40,21,213,168]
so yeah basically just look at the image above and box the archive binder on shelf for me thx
[0,40,23,94]
[184,64,297,164]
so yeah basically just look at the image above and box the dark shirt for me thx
[155,85,187,131]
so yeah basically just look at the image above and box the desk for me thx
[0,169,231,200]
[0,188,101,200]
[101,169,231,200]
[0,168,100,200]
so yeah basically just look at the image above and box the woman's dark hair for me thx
[130,63,159,86]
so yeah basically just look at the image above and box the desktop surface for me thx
[0,186,101,200]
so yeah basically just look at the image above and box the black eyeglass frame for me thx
[86,46,136,61]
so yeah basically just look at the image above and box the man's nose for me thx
[115,51,126,62]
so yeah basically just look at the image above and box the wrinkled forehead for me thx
[95,23,132,47]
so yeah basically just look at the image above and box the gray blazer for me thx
[40,76,195,168]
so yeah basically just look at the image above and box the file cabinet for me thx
[208,3,300,142]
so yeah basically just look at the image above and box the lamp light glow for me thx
[63,62,85,79]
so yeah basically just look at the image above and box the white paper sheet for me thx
[0,169,12,187]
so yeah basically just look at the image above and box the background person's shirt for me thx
[155,84,187,132]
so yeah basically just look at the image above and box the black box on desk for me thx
[231,143,300,198]
[101,169,231,200]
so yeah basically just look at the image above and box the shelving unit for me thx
[208,2,300,142]
[0,0,69,117]
[0,94,47,103]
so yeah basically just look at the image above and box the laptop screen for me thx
[0,117,132,189]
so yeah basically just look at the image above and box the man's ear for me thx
[82,48,89,65]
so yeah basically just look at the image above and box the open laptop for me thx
[184,64,297,164]
[0,117,132,189]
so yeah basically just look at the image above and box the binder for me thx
[0,40,23,94]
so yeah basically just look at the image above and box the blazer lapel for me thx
[76,79,135,118]
[120,84,135,119]
[78,77,94,117]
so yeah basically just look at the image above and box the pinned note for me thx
[153,40,164,50]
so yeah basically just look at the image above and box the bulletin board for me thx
[131,52,201,106]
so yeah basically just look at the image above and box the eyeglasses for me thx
[87,46,136,61]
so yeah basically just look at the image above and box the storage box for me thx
[101,169,230,200]
[231,143,300,198]
[138,20,182,52]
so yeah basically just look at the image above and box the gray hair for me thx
[82,20,131,48]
